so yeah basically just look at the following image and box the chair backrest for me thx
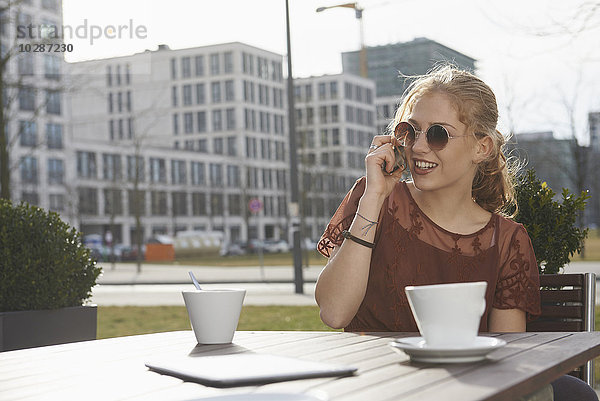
[526,272,596,386]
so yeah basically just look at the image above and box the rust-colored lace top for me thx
[317,177,541,332]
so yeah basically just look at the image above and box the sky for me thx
[61,0,600,142]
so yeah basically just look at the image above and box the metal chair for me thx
[526,273,596,386]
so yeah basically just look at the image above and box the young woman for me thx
[314,65,597,401]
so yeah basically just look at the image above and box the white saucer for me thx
[389,336,506,363]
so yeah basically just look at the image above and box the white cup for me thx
[182,289,246,344]
[405,281,487,348]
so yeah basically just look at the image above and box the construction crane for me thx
[316,2,368,78]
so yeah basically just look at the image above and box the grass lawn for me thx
[168,250,328,267]
[572,229,600,262]
[97,305,339,339]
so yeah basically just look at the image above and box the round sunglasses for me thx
[394,121,463,151]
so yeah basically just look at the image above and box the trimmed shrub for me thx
[0,200,101,312]
[512,169,589,274]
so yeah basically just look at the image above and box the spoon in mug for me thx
[188,271,202,290]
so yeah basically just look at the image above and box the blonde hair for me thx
[389,64,518,216]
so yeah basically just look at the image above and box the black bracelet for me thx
[341,230,375,249]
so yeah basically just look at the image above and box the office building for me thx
[293,73,377,240]
[342,37,476,98]
[2,0,69,215]
[68,42,290,245]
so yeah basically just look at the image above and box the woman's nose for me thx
[411,130,430,153]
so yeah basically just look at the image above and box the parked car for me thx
[302,238,318,251]
[263,239,289,253]
[220,242,246,256]
[247,239,266,254]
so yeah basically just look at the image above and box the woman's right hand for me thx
[364,135,405,199]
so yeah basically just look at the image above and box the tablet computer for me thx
[145,353,357,388]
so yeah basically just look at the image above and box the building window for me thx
[19,121,36,147]
[46,90,61,115]
[170,58,177,79]
[149,158,166,183]
[103,153,122,181]
[227,136,237,156]
[226,108,235,130]
[330,81,338,98]
[197,111,207,133]
[78,187,98,215]
[125,64,131,85]
[127,155,145,182]
[212,109,222,131]
[46,123,63,149]
[104,189,123,215]
[173,114,179,135]
[213,137,224,155]
[198,138,208,153]
[210,193,224,215]
[172,192,188,216]
[191,193,206,215]
[126,91,132,111]
[181,56,191,78]
[117,92,123,112]
[49,194,64,212]
[18,87,35,111]
[191,162,205,185]
[226,165,240,187]
[171,86,178,106]
[209,163,223,187]
[171,160,187,184]
[106,65,112,86]
[77,151,97,178]
[210,53,220,75]
[108,93,113,113]
[225,80,234,101]
[127,118,134,139]
[195,83,205,104]
[224,51,233,73]
[127,189,146,215]
[116,65,122,85]
[211,81,221,103]
[184,112,193,133]
[44,54,60,80]
[228,194,241,215]
[318,82,326,99]
[18,52,34,75]
[47,158,64,184]
[183,84,192,106]
[194,55,204,76]
[20,156,38,184]
[151,191,167,215]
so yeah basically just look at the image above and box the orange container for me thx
[145,243,175,262]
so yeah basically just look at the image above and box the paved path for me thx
[92,263,322,307]
[91,260,600,307]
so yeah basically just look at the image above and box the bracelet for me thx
[356,212,378,235]
[342,230,375,249]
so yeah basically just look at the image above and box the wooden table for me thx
[1,331,600,401]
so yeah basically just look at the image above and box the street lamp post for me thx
[316,2,367,78]
[285,0,304,294]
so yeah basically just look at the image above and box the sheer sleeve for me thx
[493,224,541,320]
[317,176,366,258]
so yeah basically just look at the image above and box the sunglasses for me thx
[394,121,462,151]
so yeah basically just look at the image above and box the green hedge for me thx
[0,200,101,312]
[512,169,589,274]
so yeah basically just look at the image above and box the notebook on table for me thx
[145,353,357,388]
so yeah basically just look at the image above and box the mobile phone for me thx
[382,143,406,174]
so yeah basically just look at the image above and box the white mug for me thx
[182,289,246,344]
[405,281,487,348]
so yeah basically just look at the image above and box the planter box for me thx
[0,305,97,352]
